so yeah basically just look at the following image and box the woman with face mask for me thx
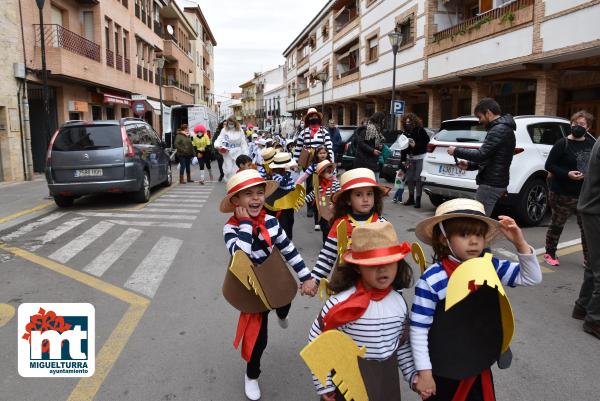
[400,113,430,208]
[214,117,250,182]
[542,110,596,268]
[292,108,334,169]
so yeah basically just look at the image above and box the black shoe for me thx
[497,347,512,369]
[583,320,600,339]
[573,303,587,320]
[403,197,414,206]
[307,210,314,218]
[414,197,421,209]
[218,173,224,182]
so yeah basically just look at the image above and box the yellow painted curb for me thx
[0,202,53,225]
[0,303,16,327]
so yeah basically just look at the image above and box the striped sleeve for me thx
[305,190,315,205]
[323,131,334,162]
[293,131,305,161]
[328,180,341,196]
[223,219,253,256]
[257,165,268,179]
[308,298,338,395]
[311,234,338,282]
[493,249,542,288]
[273,172,295,191]
[271,217,311,281]
[304,163,316,177]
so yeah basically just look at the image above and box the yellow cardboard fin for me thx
[228,250,272,310]
[411,242,427,274]
[336,220,349,267]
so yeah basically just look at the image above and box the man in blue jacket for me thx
[328,120,342,163]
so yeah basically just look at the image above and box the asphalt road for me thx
[0,173,597,401]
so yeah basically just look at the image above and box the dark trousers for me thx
[246,303,291,379]
[319,217,330,245]
[306,177,317,220]
[266,208,294,240]
[178,155,192,175]
[215,153,224,175]
[576,213,600,323]
[429,373,494,401]
[545,191,588,262]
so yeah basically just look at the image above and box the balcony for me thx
[334,1,359,41]
[137,64,142,79]
[106,49,114,68]
[124,58,131,74]
[163,84,194,104]
[154,21,163,38]
[297,88,309,100]
[34,24,101,62]
[116,54,123,71]
[430,0,535,54]
[163,39,192,62]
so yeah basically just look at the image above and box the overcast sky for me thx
[183,0,327,99]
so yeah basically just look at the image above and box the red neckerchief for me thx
[309,124,320,139]
[322,280,392,331]
[442,257,461,277]
[319,177,332,196]
[229,209,272,249]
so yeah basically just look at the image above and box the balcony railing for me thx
[106,48,114,68]
[116,54,123,71]
[134,3,140,18]
[149,70,153,83]
[153,21,163,37]
[137,64,142,79]
[143,67,148,81]
[124,58,130,74]
[433,0,534,43]
[34,24,101,62]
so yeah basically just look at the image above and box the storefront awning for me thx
[146,99,169,115]
[104,94,131,106]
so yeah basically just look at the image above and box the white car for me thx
[421,115,572,226]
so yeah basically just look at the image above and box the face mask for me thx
[571,125,586,138]
[227,124,235,129]
[309,118,320,125]
[197,133,204,137]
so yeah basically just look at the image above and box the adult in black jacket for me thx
[449,98,516,216]
[400,113,430,208]
[353,111,385,176]
[212,120,226,181]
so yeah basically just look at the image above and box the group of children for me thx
[219,156,542,400]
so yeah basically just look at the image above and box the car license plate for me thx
[438,164,465,176]
[393,150,402,157]
[74,169,103,178]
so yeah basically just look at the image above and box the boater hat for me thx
[269,152,297,169]
[315,159,335,176]
[415,198,500,245]
[331,168,391,202]
[219,169,278,213]
[343,222,411,266]
[261,147,277,164]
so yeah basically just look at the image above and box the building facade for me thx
[240,79,256,126]
[253,65,285,129]
[283,0,600,134]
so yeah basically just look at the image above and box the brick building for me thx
[283,0,600,134]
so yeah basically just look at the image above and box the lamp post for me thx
[387,29,403,131]
[291,86,297,129]
[155,56,166,144]
[317,70,328,120]
[35,0,51,152]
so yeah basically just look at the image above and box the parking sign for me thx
[392,100,405,115]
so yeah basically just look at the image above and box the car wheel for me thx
[133,171,151,203]
[53,195,74,208]
[428,194,446,207]
[514,178,548,226]
[161,164,172,187]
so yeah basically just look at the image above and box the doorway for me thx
[27,84,58,172]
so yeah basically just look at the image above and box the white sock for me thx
[200,170,205,181]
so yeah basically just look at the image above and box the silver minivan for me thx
[45,118,172,207]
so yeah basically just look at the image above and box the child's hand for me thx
[234,207,250,220]
[321,392,336,401]
[301,278,318,297]
[498,215,530,254]
[415,370,436,399]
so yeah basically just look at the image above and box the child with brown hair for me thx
[305,160,341,244]
[307,222,417,401]
[410,199,542,400]
[309,168,391,290]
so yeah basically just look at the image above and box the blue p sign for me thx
[392,100,405,115]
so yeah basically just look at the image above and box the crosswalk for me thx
[0,183,215,299]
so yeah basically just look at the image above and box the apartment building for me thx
[240,78,256,126]
[283,0,600,133]
[20,0,213,173]
[254,65,286,129]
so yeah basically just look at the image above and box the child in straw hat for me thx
[220,169,318,400]
[269,152,298,239]
[296,144,333,231]
[257,147,277,180]
[410,199,542,400]
[305,160,340,244]
[309,168,391,292]
[307,222,417,401]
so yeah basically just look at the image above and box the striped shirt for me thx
[272,171,295,192]
[223,213,311,281]
[311,214,387,282]
[293,127,334,163]
[410,251,542,371]
[257,165,271,180]
[308,286,417,395]
[305,179,341,204]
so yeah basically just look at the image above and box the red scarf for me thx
[309,124,320,139]
[441,257,461,278]
[344,213,380,237]
[322,280,391,331]
[319,177,332,197]
[229,209,272,249]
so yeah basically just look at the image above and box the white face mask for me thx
[227,124,235,129]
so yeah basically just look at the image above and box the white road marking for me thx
[82,228,143,277]
[150,199,207,204]
[49,221,114,263]
[77,212,196,220]
[493,248,518,261]
[26,217,88,251]
[160,195,210,199]
[142,208,203,213]
[1,212,66,241]
[534,238,581,255]
[106,220,193,229]
[124,236,182,297]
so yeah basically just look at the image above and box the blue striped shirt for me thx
[272,171,295,192]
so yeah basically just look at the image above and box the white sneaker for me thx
[314,224,321,231]
[245,374,261,400]
[278,317,289,329]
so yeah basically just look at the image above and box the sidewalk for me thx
[0,175,56,233]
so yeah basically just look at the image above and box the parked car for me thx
[420,115,572,226]
[380,127,438,182]
[46,118,172,207]
[336,125,357,163]
[341,128,399,171]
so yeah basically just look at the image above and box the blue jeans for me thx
[393,187,404,201]
[179,155,191,175]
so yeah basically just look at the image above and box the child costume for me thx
[293,108,334,168]
[305,222,416,401]
[410,199,542,401]
[268,152,298,239]
[305,160,341,244]
[214,126,249,181]
[311,168,391,283]
[220,170,312,399]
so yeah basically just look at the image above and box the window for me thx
[114,27,120,55]
[322,23,329,41]
[53,125,122,151]
[104,19,110,49]
[335,40,359,79]
[527,123,567,146]
[396,15,414,47]
[122,0,128,8]
[123,31,128,57]
[367,0,377,7]
[367,35,378,63]
[310,33,317,50]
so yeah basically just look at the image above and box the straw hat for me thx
[269,152,297,169]
[331,168,391,202]
[415,198,500,245]
[315,160,335,176]
[261,147,277,164]
[219,169,278,213]
[342,222,411,266]
[304,107,323,126]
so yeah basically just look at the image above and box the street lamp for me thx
[291,86,297,129]
[388,29,403,131]
[154,56,166,144]
[35,0,51,154]
[317,70,328,119]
